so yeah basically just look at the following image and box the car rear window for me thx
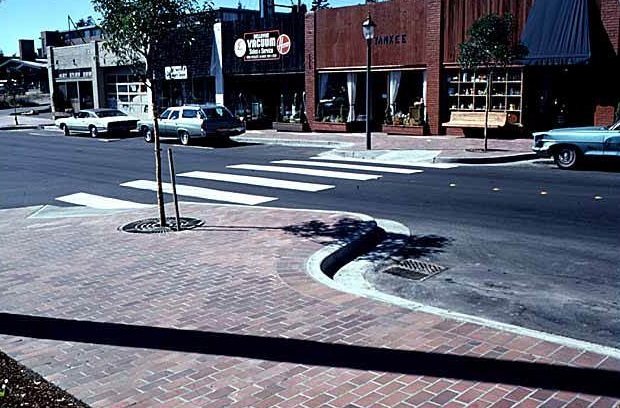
[96,110,127,118]
[204,106,233,119]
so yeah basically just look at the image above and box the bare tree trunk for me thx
[147,77,166,227]
[483,70,492,152]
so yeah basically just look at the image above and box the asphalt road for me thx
[2,129,619,348]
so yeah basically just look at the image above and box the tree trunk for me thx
[147,77,166,227]
[483,70,492,152]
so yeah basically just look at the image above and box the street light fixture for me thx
[362,12,376,150]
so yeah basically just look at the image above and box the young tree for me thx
[92,0,213,228]
[458,13,527,151]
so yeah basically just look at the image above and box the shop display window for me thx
[316,73,349,123]
[446,67,523,125]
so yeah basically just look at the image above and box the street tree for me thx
[311,0,329,11]
[458,13,527,151]
[92,0,213,228]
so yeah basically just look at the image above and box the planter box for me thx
[273,122,307,132]
[310,121,365,132]
[382,124,426,136]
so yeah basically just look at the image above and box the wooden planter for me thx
[273,122,307,132]
[381,124,426,136]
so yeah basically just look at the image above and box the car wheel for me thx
[179,131,190,146]
[89,126,99,138]
[142,126,154,143]
[61,124,70,136]
[553,146,580,169]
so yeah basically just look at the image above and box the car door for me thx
[164,109,180,137]
[603,121,620,157]
[73,111,90,132]
[180,108,200,136]
[156,109,172,137]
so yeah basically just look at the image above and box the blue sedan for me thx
[532,120,620,169]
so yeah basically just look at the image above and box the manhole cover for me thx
[120,217,204,234]
[380,259,446,281]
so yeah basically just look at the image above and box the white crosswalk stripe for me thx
[178,171,334,192]
[56,192,152,209]
[309,155,459,169]
[120,179,278,205]
[271,160,423,174]
[226,164,381,180]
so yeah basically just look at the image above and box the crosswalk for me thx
[52,157,457,209]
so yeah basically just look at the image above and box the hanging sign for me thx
[164,65,187,80]
[235,30,292,61]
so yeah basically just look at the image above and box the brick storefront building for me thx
[305,0,620,136]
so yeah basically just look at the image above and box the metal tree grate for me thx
[120,217,204,234]
[380,259,446,281]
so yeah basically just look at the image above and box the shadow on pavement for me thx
[0,312,618,398]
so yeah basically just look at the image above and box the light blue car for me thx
[532,119,620,169]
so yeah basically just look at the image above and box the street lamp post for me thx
[362,12,376,150]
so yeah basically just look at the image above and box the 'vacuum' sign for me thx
[234,30,291,61]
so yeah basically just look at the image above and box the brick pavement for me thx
[0,203,618,407]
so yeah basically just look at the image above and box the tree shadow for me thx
[282,218,374,246]
[0,313,618,398]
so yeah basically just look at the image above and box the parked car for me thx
[55,109,139,138]
[137,104,245,145]
[532,119,620,169]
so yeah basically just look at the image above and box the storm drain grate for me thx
[380,259,446,281]
[120,217,204,234]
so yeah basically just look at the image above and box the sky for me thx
[0,0,361,57]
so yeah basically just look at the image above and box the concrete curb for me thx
[437,152,538,164]
[0,125,43,131]
[231,135,354,149]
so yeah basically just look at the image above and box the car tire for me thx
[142,126,154,143]
[179,131,190,146]
[553,145,580,170]
[61,124,70,136]
[89,126,99,138]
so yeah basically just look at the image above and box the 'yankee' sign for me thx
[234,30,291,61]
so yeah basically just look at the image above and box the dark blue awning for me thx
[519,0,591,65]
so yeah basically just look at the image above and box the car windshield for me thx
[609,120,620,131]
[95,110,128,118]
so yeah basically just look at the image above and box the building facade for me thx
[305,0,620,135]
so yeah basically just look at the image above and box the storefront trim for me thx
[317,66,426,73]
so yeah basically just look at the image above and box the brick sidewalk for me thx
[0,204,618,407]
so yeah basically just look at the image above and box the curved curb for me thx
[306,217,620,360]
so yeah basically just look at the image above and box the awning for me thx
[518,0,591,65]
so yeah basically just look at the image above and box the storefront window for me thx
[278,91,304,123]
[316,73,348,123]
[387,70,425,126]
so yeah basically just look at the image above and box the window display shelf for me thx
[445,67,524,125]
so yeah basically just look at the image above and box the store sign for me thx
[56,69,92,80]
[374,33,408,46]
[235,30,291,61]
[164,65,188,80]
